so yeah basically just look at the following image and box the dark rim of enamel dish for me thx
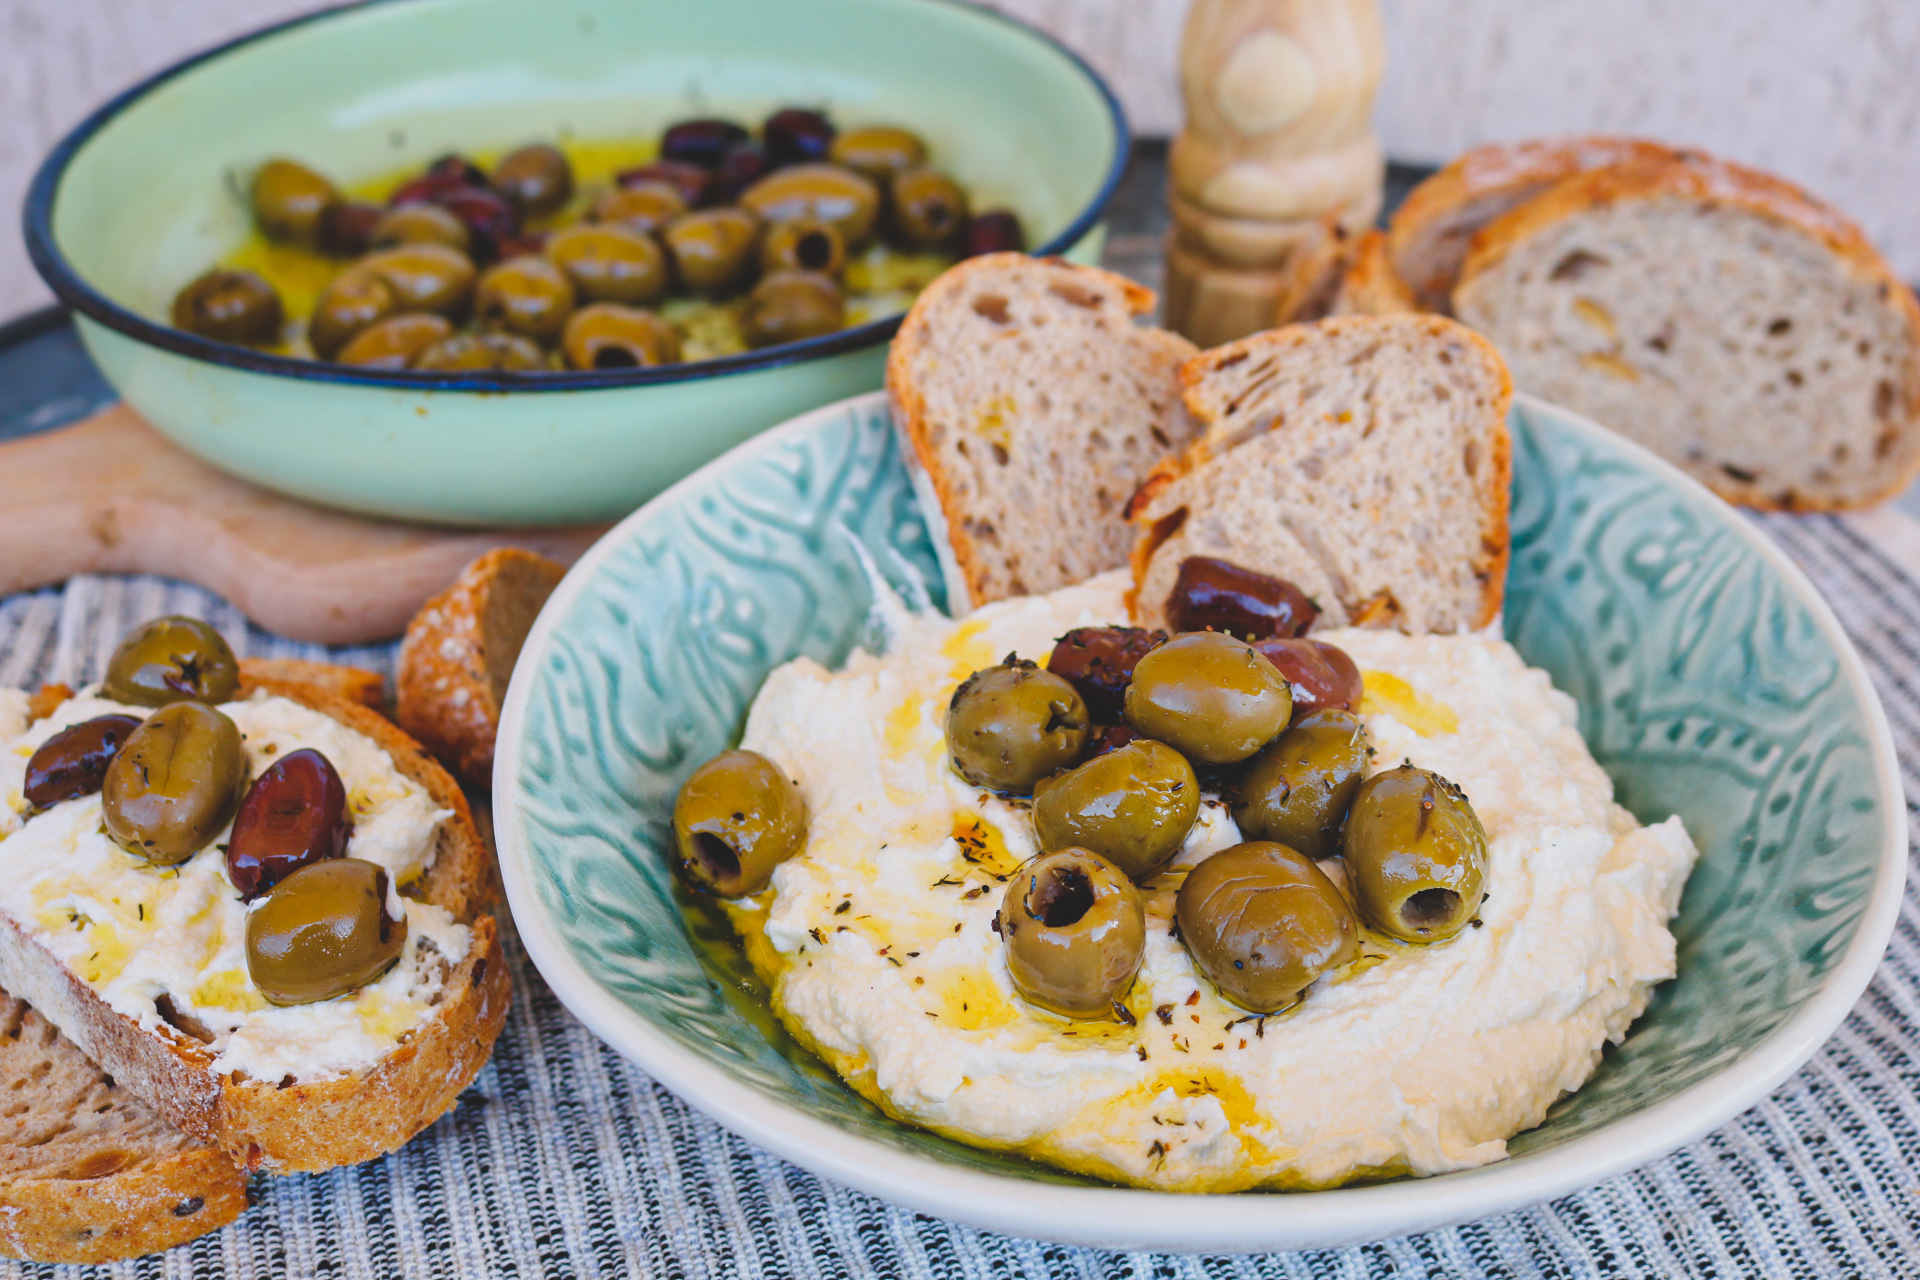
[21,0,1129,394]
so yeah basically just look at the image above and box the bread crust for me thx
[1456,152,1920,511]
[0,676,509,1175]
[1330,229,1416,317]
[238,658,386,714]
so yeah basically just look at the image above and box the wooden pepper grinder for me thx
[1164,0,1385,348]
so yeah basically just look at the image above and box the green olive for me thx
[102,616,239,707]
[1031,739,1198,881]
[889,168,968,248]
[945,659,1089,794]
[739,164,880,247]
[102,702,247,867]
[307,266,396,359]
[998,848,1144,1019]
[1175,841,1357,1013]
[245,859,409,1006]
[759,217,847,277]
[1123,631,1290,765]
[545,223,668,306]
[491,143,573,216]
[250,158,339,246]
[829,125,928,183]
[663,208,761,295]
[473,255,576,344]
[334,312,454,369]
[561,304,682,371]
[1232,709,1371,860]
[361,243,477,316]
[742,270,845,348]
[591,182,688,236]
[672,749,808,897]
[370,203,471,253]
[412,332,548,372]
[1342,765,1488,943]
[171,269,283,346]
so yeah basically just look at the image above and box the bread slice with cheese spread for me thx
[887,253,1202,608]
[0,669,510,1176]
[1127,313,1513,634]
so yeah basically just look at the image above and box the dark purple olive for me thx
[662,118,750,169]
[1165,557,1318,641]
[23,715,143,810]
[763,108,835,167]
[225,748,351,901]
[1085,723,1140,759]
[431,186,519,263]
[617,160,711,207]
[1252,638,1363,721]
[1046,627,1167,721]
[711,141,771,202]
[319,199,384,257]
[388,154,489,207]
[962,210,1026,258]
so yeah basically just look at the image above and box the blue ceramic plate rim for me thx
[493,390,1907,1253]
[20,0,1127,393]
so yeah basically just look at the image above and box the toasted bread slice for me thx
[0,988,248,1264]
[1387,136,1680,314]
[887,254,1201,608]
[398,548,567,790]
[1127,314,1513,634]
[237,658,386,714]
[0,676,510,1175]
[1453,152,1920,511]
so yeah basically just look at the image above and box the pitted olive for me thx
[672,750,808,897]
[546,223,668,305]
[591,182,688,237]
[361,243,477,316]
[998,848,1144,1019]
[663,207,760,295]
[945,659,1089,794]
[742,270,844,347]
[251,158,339,246]
[759,218,846,277]
[1342,765,1488,943]
[102,615,239,707]
[335,312,454,368]
[1123,631,1290,765]
[171,269,283,347]
[1165,556,1318,640]
[1045,627,1166,721]
[1175,841,1358,1013]
[829,125,927,182]
[245,859,408,1006]
[102,702,246,866]
[1252,638,1363,721]
[739,164,879,247]
[561,304,682,370]
[307,266,396,359]
[1031,739,1198,881]
[1232,709,1370,859]
[370,203,472,253]
[412,332,547,372]
[226,748,350,900]
[491,143,573,216]
[889,168,968,248]
[473,255,575,344]
[23,715,142,811]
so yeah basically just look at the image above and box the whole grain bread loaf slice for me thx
[0,989,248,1264]
[1453,153,1920,510]
[1128,314,1512,633]
[0,671,511,1175]
[887,253,1201,608]
[1386,136,1680,314]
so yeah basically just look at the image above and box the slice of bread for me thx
[1453,153,1920,510]
[887,253,1202,608]
[0,676,511,1175]
[1127,314,1513,634]
[0,988,248,1264]
[1387,136,1680,314]
[398,548,568,791]
[237,658,386,714]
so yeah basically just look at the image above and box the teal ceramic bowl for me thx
[493,391,1905,1251]
[23,0,1122,527]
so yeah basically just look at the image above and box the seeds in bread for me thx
[887,253,1201,608]
[1453,153,1920,510]
[1128,314,1512,634]
[0,989,247,1264]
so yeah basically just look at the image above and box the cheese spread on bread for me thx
[0,691,471,1082]
[726,570,1696,1191]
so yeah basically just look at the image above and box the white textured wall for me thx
[3,0,1919,320]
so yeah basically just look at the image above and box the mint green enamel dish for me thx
[24,0,1121,527]
[493,391,1904,1251]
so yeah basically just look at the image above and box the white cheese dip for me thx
[734,570,1697,1192]
[0,689,472,1083]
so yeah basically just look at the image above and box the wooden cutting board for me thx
[0,404,608,644]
